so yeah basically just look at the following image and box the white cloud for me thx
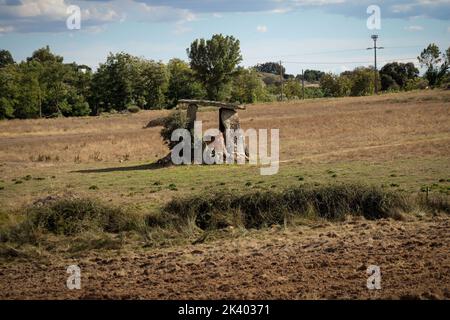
[404,25,424,31]
[256,25,268,33]
[0,25,14,33]
[0,0,196,33]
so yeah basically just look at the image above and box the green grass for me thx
[1,157,448,214]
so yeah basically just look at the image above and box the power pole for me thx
[301,69,305,99]
[367,34,384,94]
[279,60,284,101]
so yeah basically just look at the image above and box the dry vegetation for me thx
[0,90,449,299]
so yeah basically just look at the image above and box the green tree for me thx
[27,45,63,64]
[418,43,449,86]
[166,58,205,107]
[91,53,169,112]
[380,62,418,91]
[320,73,351,97]
[0,49,15,68]
[283,79,302,99]
[0,64,19,119]
[348,67,376,96]
[187,34,242,100]
[254,62,285,76]
[91,52,139,112]
[230,68,267,103]
[297,70,325,82]
[139,60,168,109]
[14,62,41,119]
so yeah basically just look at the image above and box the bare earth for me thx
[1,215,449,300]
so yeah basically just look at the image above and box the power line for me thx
[280,57,416,65]
[245,45,426,61]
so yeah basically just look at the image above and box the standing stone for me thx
[219,108,246,162]
[186,103,198,130]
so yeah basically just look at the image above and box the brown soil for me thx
[1,214,449,300]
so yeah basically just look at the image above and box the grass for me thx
[0,183,448,258]
[164,184,411,230]
[0,90,449,258]
[0,198,144,244]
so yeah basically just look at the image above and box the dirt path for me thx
[1,215,449,300]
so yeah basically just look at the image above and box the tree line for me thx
[0,35,449,120]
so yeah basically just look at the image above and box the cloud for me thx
[1,0,449,34]
[404,25,424,31]
[256,25,268,33]
[134,0,450,20]
[0,0,196,33]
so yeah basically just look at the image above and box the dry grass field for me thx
[0,89,449,299]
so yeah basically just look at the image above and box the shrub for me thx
[160,110,189,149]
[348,67,375,96]
[405,78,429,91]
[230,69,268,103]
[127,105,141,113]
[164,184,412,230]
[320,73,351,97]
[1,198,143,243]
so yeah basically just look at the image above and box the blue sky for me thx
[0,0,449,74]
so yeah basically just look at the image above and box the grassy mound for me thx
[1,198,143,244]
[164,184,412,230]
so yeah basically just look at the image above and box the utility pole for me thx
[367,34,384,94]
[279,60,284,101]
[301,69,305,99]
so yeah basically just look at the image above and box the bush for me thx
[320,73,351,97]
[405,78,429,91]
[1,198,143,243]
[348,67,375,96]
[160,110,189,149]
[164,184,412,230]
[230,69,267,103]
[127,105,141,113]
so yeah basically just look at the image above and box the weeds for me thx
[164,184,414,230]
[0,183,448,257]
[0,199,144,244]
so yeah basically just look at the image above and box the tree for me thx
[166,58,205,107]
[0,49,14,68]
[348,67,376,96]
[418,43,450,86]
[380,62,419,91]
[0,64,19,119]
[230,68,267,103]
[14,62,41,119]
[254,62,285,76]
[297,69,325,82]
[27,45,63,64]
[187,34,242,100]
[320,73,351,97]
[283,79,302,99]
[90,53,169,112]
[91,52,139,112]
[139,60,168,109]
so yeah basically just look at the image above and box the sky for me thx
[0,0,449,74]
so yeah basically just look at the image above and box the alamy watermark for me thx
[366,265,381,290]
[66,5,81,30]
[170,121,279,175]
[66,265,81,290]
[367,5,381,30]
